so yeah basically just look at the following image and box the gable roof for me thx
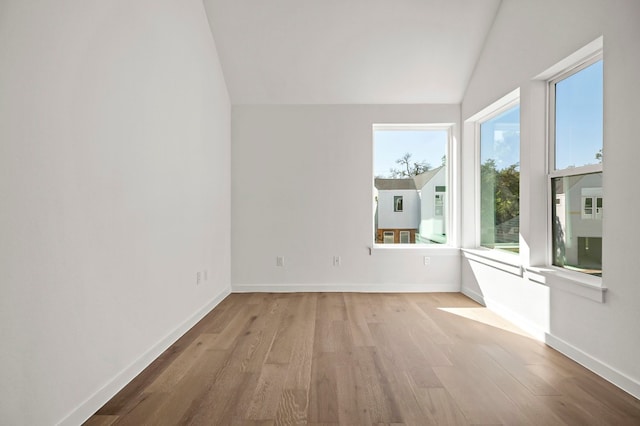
[412,166,444,189]
[374,178,417,190]
[375,166,445,191]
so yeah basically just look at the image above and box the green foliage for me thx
[481,159,520,228]
[595,148,603,163]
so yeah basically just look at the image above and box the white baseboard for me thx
[544,333,640,400]
[232,283,461,293]
[460,286,485,305]
[58,286,232,426]
[462,286,640,400]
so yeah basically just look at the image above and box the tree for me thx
[595,148,603,163]
[389,153,431,178]
[481,158,520,236]
[494,163,520,227]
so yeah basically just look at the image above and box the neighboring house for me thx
[414,166,447,244]
[374,178,420,243]
[554,173,603,272]
[374,166,446,244]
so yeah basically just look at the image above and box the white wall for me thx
[461,0,640,397]
[0,1,231,424]
[232,105,460,291]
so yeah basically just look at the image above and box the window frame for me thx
[548,53,603,180]
[434,192,444,217]
[372,123,455,248]
[546,52,603,272]
[474,96,521,254]
[383,231,395,244]
[582,196,594,219]
[394,195,404,212]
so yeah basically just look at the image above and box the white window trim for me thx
[582,196,594,219]
[548,53,603,175]
[462,248,523,276]
[525,265,606,303]
[460,38,607,303]
[372,123,456,249]
[394,195,404,212]
[546,51,604,275]
[533,40,605,298]
[467,88,521,257]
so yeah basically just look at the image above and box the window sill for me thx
[461,248,522,276]
[371,245,459,256]
[524,266,606,303]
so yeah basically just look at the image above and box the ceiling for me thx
[203,0,502,105]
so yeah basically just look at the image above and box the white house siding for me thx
[555,173,602,267]
[418,167,447,243]
[377,189,420,230]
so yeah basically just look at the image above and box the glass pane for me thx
[374,128,448,244]
[394,196,403,212]
[552,172,602,276]
[480,105,520,252]
[555,60,603,170]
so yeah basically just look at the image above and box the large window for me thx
[373,125,450,245]
[479,104,521,253]
[550,57,603,276]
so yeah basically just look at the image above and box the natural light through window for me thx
[373,125,450,245]
[554,60,603,170]
[479,105,520,253]
[437,307,532,338]
[550,58,603,276]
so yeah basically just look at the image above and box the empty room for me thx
[2,0,640,424]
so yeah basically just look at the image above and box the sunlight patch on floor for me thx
[437,307,533,338]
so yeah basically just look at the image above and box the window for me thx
[434,193,444,216]
[383,231,395,244]
[581,188,603,220]
[394,196,404,212]
[479,104,520,253]
[550,56,603,276]
[582,196,594,218]
[373,125,451,245]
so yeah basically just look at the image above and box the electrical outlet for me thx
[196,271,201,285]
[333,256,341,266]
[276,256,284,267]
[423,256,431,266]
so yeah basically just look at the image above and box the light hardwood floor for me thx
[85,293,640,425]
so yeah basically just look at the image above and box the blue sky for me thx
[374,129,447,177]
[374,60,602,177]
[555,60,603,169]
[480,105,520,170]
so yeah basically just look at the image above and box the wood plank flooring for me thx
[85,293,640,425]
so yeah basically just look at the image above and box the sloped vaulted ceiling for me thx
[203,0,501,105]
